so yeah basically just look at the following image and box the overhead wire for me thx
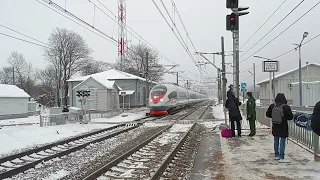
[240,0,304,58]
[240,0,287,49]
[0,32,47,48]
[240,1,320,63]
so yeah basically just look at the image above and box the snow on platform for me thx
[220,134,320,180]
[91,111,147,124]
[0,123,117,156]
[0,115,40,126]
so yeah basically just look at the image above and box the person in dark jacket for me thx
[311,101,320,136]
[246,92,256,136]
[266,93,293,163]
[225,90,242,137]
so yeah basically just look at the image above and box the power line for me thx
[241,32,320,74]
[240,0,305,58]
[240,1,320,63]
[0,32,47,48]
[36,0,118,45]
[240,0,287,49]
[0,24,49,46]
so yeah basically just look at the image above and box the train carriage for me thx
[149,83,207,116]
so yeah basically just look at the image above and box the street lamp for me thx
[293,32,308,106]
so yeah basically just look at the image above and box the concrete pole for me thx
[145,52,149,107]
[298,45,303,106]
[176,72,179,85]
[221,36,228,127]
[232,30,240,99]
[253,63,256,98]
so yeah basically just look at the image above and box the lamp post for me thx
[293,32,308,106]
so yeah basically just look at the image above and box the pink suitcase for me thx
[221,128,233,138]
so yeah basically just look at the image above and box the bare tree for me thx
[5,51,36,95]
[115,44,165,82]
[80,59,114,76]
[36,65,57,107]
[45,28,92,106]
[0,67,14,84]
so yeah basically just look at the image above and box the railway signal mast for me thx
[226,0,249,99]
[76,90,91,123]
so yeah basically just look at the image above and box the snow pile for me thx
[211,104,227,120]
[200,121,224,129]
[0,123,116,156]
[91,111,147,124]
[220,134,320,179]
[169,124,193,133]
[0,116,39,126]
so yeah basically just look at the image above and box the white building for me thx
[68,69,158,108]
[70,76,121,111]
[257,63,320,106]
[291,81,320,107]
[0,84,30,120]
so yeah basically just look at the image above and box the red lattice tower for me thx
[118,0,127,70]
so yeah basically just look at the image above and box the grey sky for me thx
[0,0,319,91]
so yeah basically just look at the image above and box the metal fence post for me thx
[313,132,320,162]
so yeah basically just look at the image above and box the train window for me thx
[168,91,177,99]
[151,85,167,95]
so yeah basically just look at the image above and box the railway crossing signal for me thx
[226,0,238,9]
[226,13,238,31]
[76,90,91,97]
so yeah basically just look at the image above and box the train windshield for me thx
[151,85,167,95]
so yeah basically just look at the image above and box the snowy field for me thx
[0,110,148,156]
[220,134,320,180]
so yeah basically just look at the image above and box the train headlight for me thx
[160,99,163,102]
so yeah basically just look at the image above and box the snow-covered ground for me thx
[0,123,117,156]
[0,110,148,156]
[91,111,147,124]
[0,116,40,126]
[220,134,320,180]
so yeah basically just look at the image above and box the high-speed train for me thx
[149,83,207,116]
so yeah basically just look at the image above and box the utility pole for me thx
[253,63,256,98]
[12,67,15,85]
[226,0,249,99]
[221,36,228,127]
[145,51,149,107]
[217,69,222,103]
[176,72,179,85]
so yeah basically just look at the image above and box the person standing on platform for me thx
[246,92,256,136]
[266,93,293,163]
[225,90,242,137]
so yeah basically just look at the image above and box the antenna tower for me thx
[118,0,127,70]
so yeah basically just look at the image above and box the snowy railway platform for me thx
[190,104,320,180]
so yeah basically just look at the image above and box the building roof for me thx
[290,81,320,85]
[0,84,30,98]
[73,76,121,90]
[68,69,152,82]
[256,63,320,85]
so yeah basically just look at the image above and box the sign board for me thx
[120,92,126,95]
[241,83,247,92]
[262,61,279,72]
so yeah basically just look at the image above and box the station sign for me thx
[262,61,279,72]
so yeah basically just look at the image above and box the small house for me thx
[0,84,30,120]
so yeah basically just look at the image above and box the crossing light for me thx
[226,0,238,9]
[84,90,91,97]
[76,90,82,97]
[226,13,238,31]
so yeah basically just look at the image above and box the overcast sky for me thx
[0,0,319,92]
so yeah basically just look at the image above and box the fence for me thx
[256,107,320,161]
[40,109,123,127]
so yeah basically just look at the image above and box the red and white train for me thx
[149,83,207,116]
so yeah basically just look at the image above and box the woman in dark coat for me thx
[266,93,293,162]
[311,101,320,136]
[225,90,242,137]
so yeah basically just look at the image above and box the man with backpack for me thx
[266,93,293,163]
[225,90,242,137]
[311,101,320,136]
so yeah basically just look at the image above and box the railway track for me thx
[0,116,153,179]
[82,102,212,180]
[83,123,196,180]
